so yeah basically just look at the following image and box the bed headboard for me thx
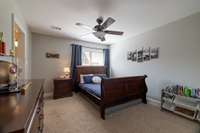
[76,66,106,83]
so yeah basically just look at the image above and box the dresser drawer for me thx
[25,90,44,133]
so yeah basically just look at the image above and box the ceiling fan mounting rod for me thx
[96,16,103,25]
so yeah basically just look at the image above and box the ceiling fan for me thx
[76,16,124,41]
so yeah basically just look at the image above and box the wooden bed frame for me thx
[76,66,148,119]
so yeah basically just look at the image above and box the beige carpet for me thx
[44,94,199,133]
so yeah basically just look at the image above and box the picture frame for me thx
[151,47,159,59]
[127,47,159,63]
[143,47,151,61]
[46,52,60,59]
[127,51,132,60]
[137,49,143,63]
[131,50,137,62]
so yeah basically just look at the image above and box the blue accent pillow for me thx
[83,75,93,83]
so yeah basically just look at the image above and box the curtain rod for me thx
[71,40,110,50]
[82,45,106,50]
[71,43,108,50]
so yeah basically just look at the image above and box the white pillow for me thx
[80,74,93,83]
[92,76,102,84]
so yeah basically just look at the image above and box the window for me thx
[82,47,104,66]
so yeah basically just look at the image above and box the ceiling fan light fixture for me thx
[93,32,105,38]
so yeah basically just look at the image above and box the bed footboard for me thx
[100,75,148,119]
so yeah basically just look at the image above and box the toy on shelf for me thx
[163,85,200,99]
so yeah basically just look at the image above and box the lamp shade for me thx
[64,67,70,73]
[14,40,18,47]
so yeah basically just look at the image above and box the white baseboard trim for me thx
[44,92,53,99]
[147,97,161,107]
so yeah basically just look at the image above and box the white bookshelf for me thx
[161,90,200,122]
[197,113,200,122]
[174,98,197,111]
[197,104,200,122]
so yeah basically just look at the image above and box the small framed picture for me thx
[137,49,143,63]
[131,50,137,62]
[151,47,159,59]
[143,47,151,61]
[127,51,132,60]
[46,52,60,59]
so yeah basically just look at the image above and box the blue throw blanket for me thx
[79,83,101,97]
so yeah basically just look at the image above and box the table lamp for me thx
[64,67,70,78]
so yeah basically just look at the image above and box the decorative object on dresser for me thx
[0,32,6,55]
[0,61,19,94]
[76,66,148,119]
[161,85,200,122]
[53,78,73,99]
[0,79,44,133]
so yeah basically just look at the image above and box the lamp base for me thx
[64,75,70,79]
[60,74,70,79]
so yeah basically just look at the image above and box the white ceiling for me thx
[16,0,200,45]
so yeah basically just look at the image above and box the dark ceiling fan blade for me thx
[101,17,116,30]
[75,22,94,31]
[104,30,124,35]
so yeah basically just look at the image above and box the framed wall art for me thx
[46,52,60,59]
[137,49,143,63]
[151,47,159,59]
[127,47,160,63]
[131,50,137,62]
[143,47,151,61]
[127,51,132,60]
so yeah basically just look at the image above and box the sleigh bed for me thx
[75,66,148,119]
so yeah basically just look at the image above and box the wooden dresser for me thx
[0,79,44,133]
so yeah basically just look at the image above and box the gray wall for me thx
[32,33,109,93]
[110,12,200,101]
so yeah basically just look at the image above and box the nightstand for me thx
[53,78,73,99]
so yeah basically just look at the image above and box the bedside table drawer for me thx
[55,82,72,89]
[55,85,72,93]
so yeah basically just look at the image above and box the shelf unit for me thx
[161,90,200,122]
[0,54,14,57]
[0,54,15,62]
[197,112,200,122]
[197,104,200,122]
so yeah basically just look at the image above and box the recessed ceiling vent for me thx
[51,26,62,31]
